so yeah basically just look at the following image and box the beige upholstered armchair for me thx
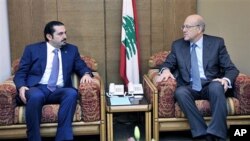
[143,51,250,141]
[0,56,106,141]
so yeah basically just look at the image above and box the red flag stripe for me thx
[120,43,128,84]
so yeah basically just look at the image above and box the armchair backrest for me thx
[148,51,170,69]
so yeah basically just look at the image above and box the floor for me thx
[2,131,198,141]
[1,113,230,141]
[1,130,229,141]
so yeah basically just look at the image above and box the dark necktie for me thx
[47,49,59,92]
[191,44,202,91]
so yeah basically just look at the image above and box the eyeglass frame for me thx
[181,25,200,30]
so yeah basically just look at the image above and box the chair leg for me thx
[100,121,106,141]
[153,120,159,141]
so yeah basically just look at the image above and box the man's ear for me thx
[46,34,52,41]
[197,27,202,34]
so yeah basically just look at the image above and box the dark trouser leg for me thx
[205,81,227,140]
[47,88,78,141]
[174,86,207,137]
[25,87,46,141]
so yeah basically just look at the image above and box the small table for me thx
[106,96,152,141]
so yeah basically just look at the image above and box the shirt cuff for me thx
[159,67,169,75]
[84,72,93,77]
[222,77,232,88]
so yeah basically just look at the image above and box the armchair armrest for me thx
[78,72,104,122]
[0,76,17,125]
[143,75,156,105]
[234,73,250,115]
[156,77,177,118]
[146,69,177,118]
[143,75,157,120]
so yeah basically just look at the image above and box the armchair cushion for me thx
[175,97,240,118]
[14,104,82,124]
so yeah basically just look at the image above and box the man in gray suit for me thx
[157,14,239,141]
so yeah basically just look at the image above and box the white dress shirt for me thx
[39,42,64,87]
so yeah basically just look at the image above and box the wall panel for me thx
[57,0,106,80]
[136,0,151,83]
[151,0,165,54]
[163,0,196,53]
[8,0,57,61]
[105,0,123,84]
[8,0,196,87]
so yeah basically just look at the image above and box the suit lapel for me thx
[202,35,211,70]
[40,43,47,73]
[182,42,191,72]
[60,46,69,82]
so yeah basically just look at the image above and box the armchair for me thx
[143,51,250,141]
[0,55,106,141]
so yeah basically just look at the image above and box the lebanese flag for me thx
[120,0,140,85]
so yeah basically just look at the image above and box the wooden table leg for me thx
[145,111,151,141]
[107,113,113,141]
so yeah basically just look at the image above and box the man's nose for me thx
[182,28,188,32]
[63,34,67,39]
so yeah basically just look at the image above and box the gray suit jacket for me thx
[161,34,239,87]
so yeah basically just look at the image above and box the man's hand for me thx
[213,78,229,92]
[156,69,175,82]
[19,86,29,104]
[80,74,93,83]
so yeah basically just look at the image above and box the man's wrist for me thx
[222,77,232,88]
[84,72,93,77]
[159,67,169,75]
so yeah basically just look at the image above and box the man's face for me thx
[47,25,67,48]
[182,16,202,43]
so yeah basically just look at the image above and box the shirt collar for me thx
[190,36,203,48]
[46,42,59,52]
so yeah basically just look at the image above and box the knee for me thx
[64,88,78,100]
[27,93,45,106]
[174,87,190,101]
[208,81,224,97]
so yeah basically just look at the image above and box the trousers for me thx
[19,84,78,141]
[174,81,228,140]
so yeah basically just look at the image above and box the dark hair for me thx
[44,21,64,41]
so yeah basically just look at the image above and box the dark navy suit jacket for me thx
[14,42,92,90]
[161,34,239,87]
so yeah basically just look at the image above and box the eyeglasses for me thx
[181,25,200,30]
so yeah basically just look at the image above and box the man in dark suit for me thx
[157,14,239,141]
[14,21,93,141]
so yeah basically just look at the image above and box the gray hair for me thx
[197,18,206,32]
